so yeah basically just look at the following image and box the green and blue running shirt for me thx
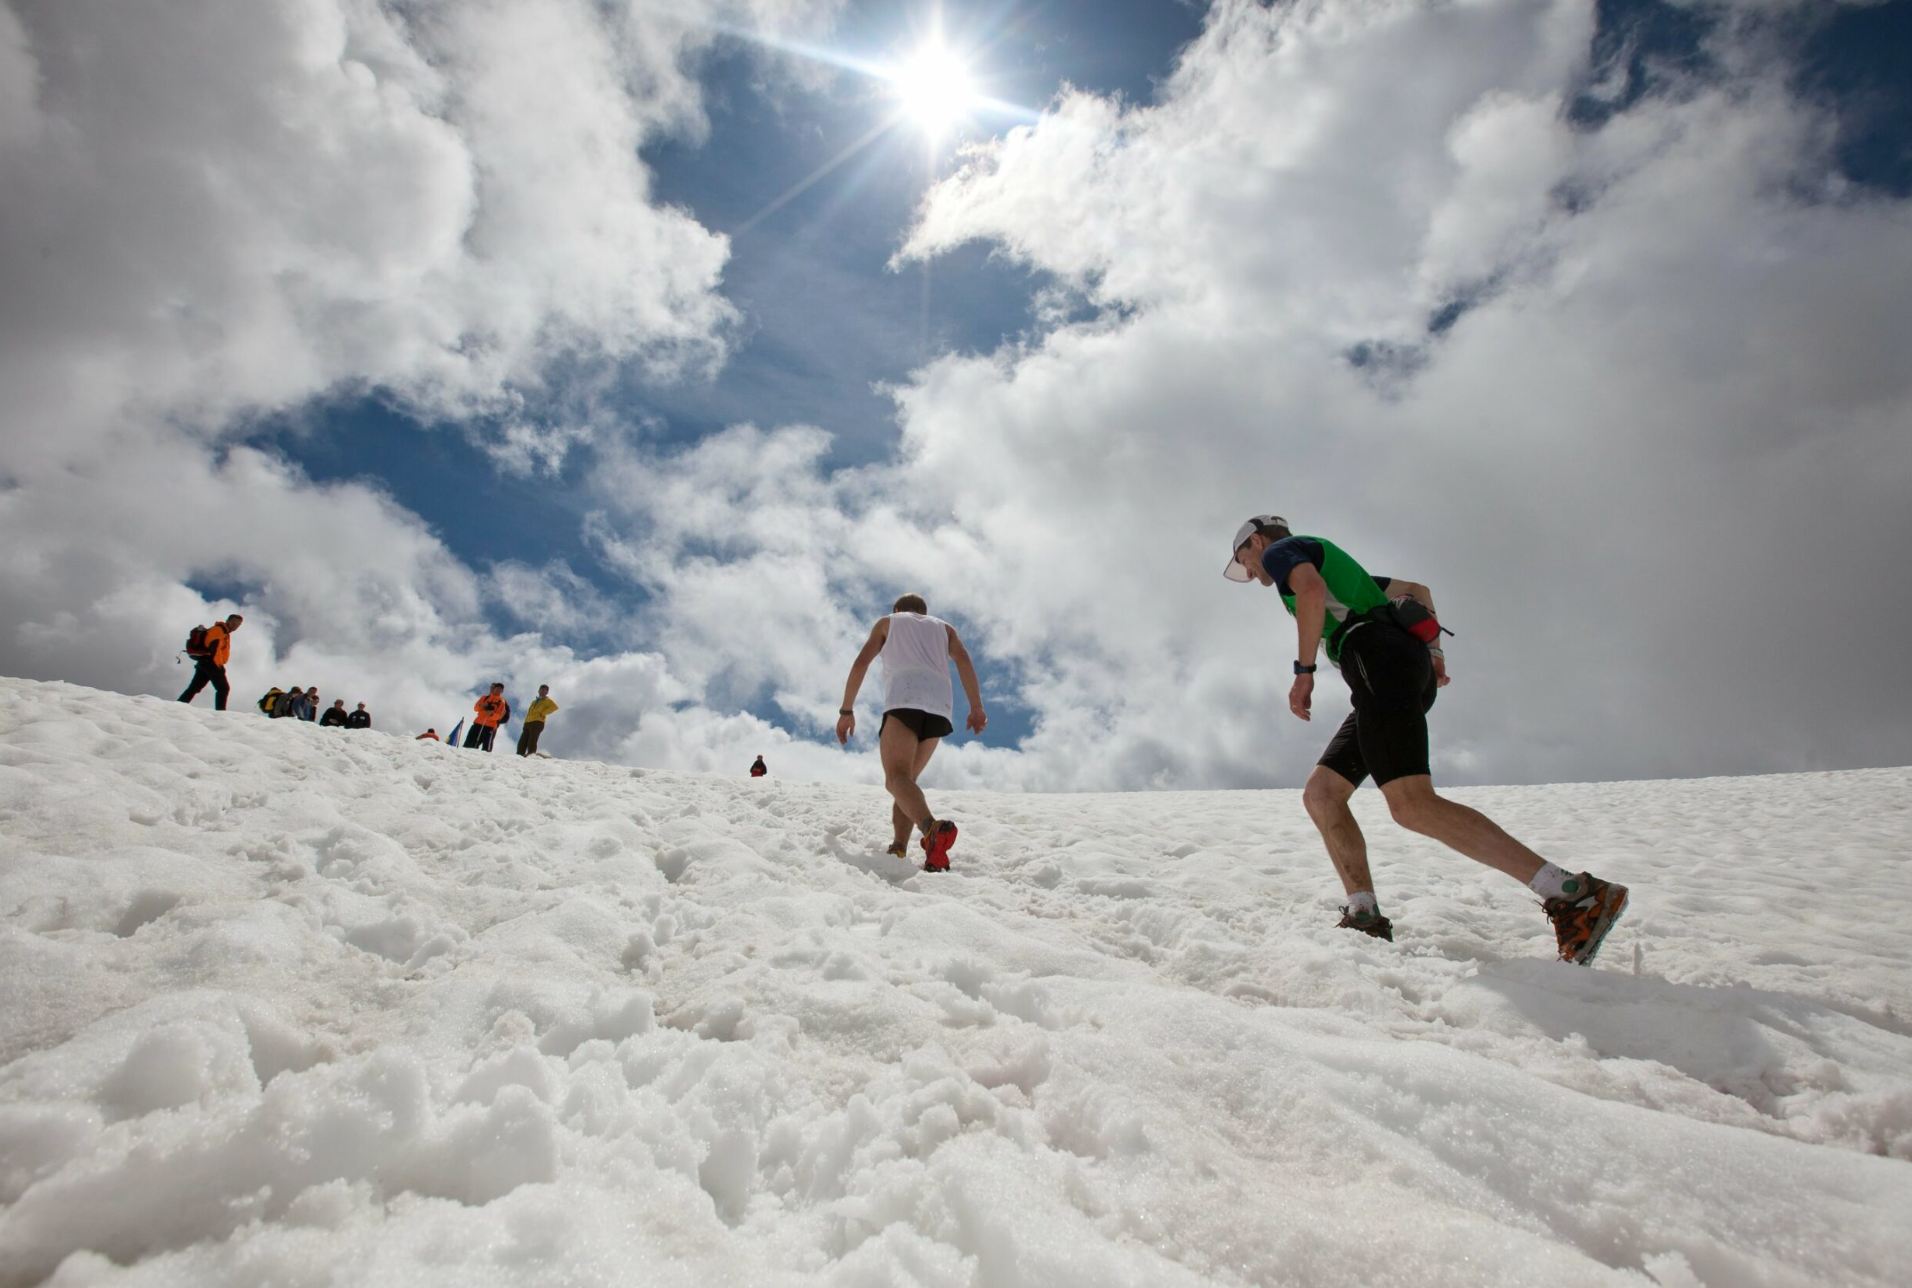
[1259,536,1390,665]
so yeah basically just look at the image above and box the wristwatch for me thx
[1293,661,1317,676]
[838,708,854,716]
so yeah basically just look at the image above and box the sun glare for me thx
[892,42,977,138]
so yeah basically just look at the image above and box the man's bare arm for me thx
[948,627,988,734]
[1286,563,1329,721]
[836,619,889,743]
[1289,563,1329,669]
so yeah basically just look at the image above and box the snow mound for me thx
[2,678,1909,1286]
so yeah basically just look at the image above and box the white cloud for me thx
[577,0,1912,789]
[0,0,844,474]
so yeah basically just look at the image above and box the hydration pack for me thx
[1387,597,1445,645]
[184,625,213,657]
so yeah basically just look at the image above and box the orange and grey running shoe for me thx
[1544,873,1629,966]
[1337,907,1394,941]
[921,819,958,872]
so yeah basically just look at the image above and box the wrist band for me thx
[838,708,854,716]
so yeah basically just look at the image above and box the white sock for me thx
[1346,891,1378,917]
[1528,863,1581,901]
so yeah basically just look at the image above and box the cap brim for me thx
[1223,558,1251,582]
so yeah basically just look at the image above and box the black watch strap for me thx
[1293,661,1317,675]
[839,708,854,716]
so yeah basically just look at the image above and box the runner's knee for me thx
[1302,770,1354,820]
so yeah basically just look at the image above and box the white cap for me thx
[1223,514,1286,582]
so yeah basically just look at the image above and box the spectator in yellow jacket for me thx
[517,685,558,757]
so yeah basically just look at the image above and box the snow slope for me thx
[1,678,1908,1288]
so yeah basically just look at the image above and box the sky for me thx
[2,0,1909,792]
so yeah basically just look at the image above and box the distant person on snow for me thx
[517,685,558,757]
[294,689,319,722]
[346,702,371,730]
[750,755,767,778]
[269,687,302,719]
[836,593,986,872]
[319,699,349,728]
[256,687,283,716]
[177,614,243,711]
[465,684,509,752]
[1224,514,1630,965]
[417,728,440,741]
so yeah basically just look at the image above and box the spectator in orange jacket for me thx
[417,728,440,741]
[463,683,510,752]
[178,614,243,710]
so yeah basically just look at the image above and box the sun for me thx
[890,42,977,138]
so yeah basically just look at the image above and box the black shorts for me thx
[881,708,954,741]
[1316,621,1438,788]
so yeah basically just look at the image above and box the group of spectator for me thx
[180,616,565,760]
[256,685,372,727]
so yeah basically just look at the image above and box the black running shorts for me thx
[1316,619,1438,788]
[881,708,954,741]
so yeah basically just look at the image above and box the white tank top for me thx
[880,613,954,719]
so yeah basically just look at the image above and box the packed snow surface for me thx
[2,679,1909,1287]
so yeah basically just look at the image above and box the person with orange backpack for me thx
[463,683,510,752]
[177,614,243,710]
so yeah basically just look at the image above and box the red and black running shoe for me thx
[920,819,958,872]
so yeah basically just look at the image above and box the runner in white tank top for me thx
[880,611,955,722]
[836,594,988,872]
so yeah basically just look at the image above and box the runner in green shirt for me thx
[1224,515,1630,966]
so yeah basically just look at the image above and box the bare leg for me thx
[1302,765,1373,896]
[1378,775,1546,884]
[894,735,939,844]
[891,801,911,852]
[879,719,935,833]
